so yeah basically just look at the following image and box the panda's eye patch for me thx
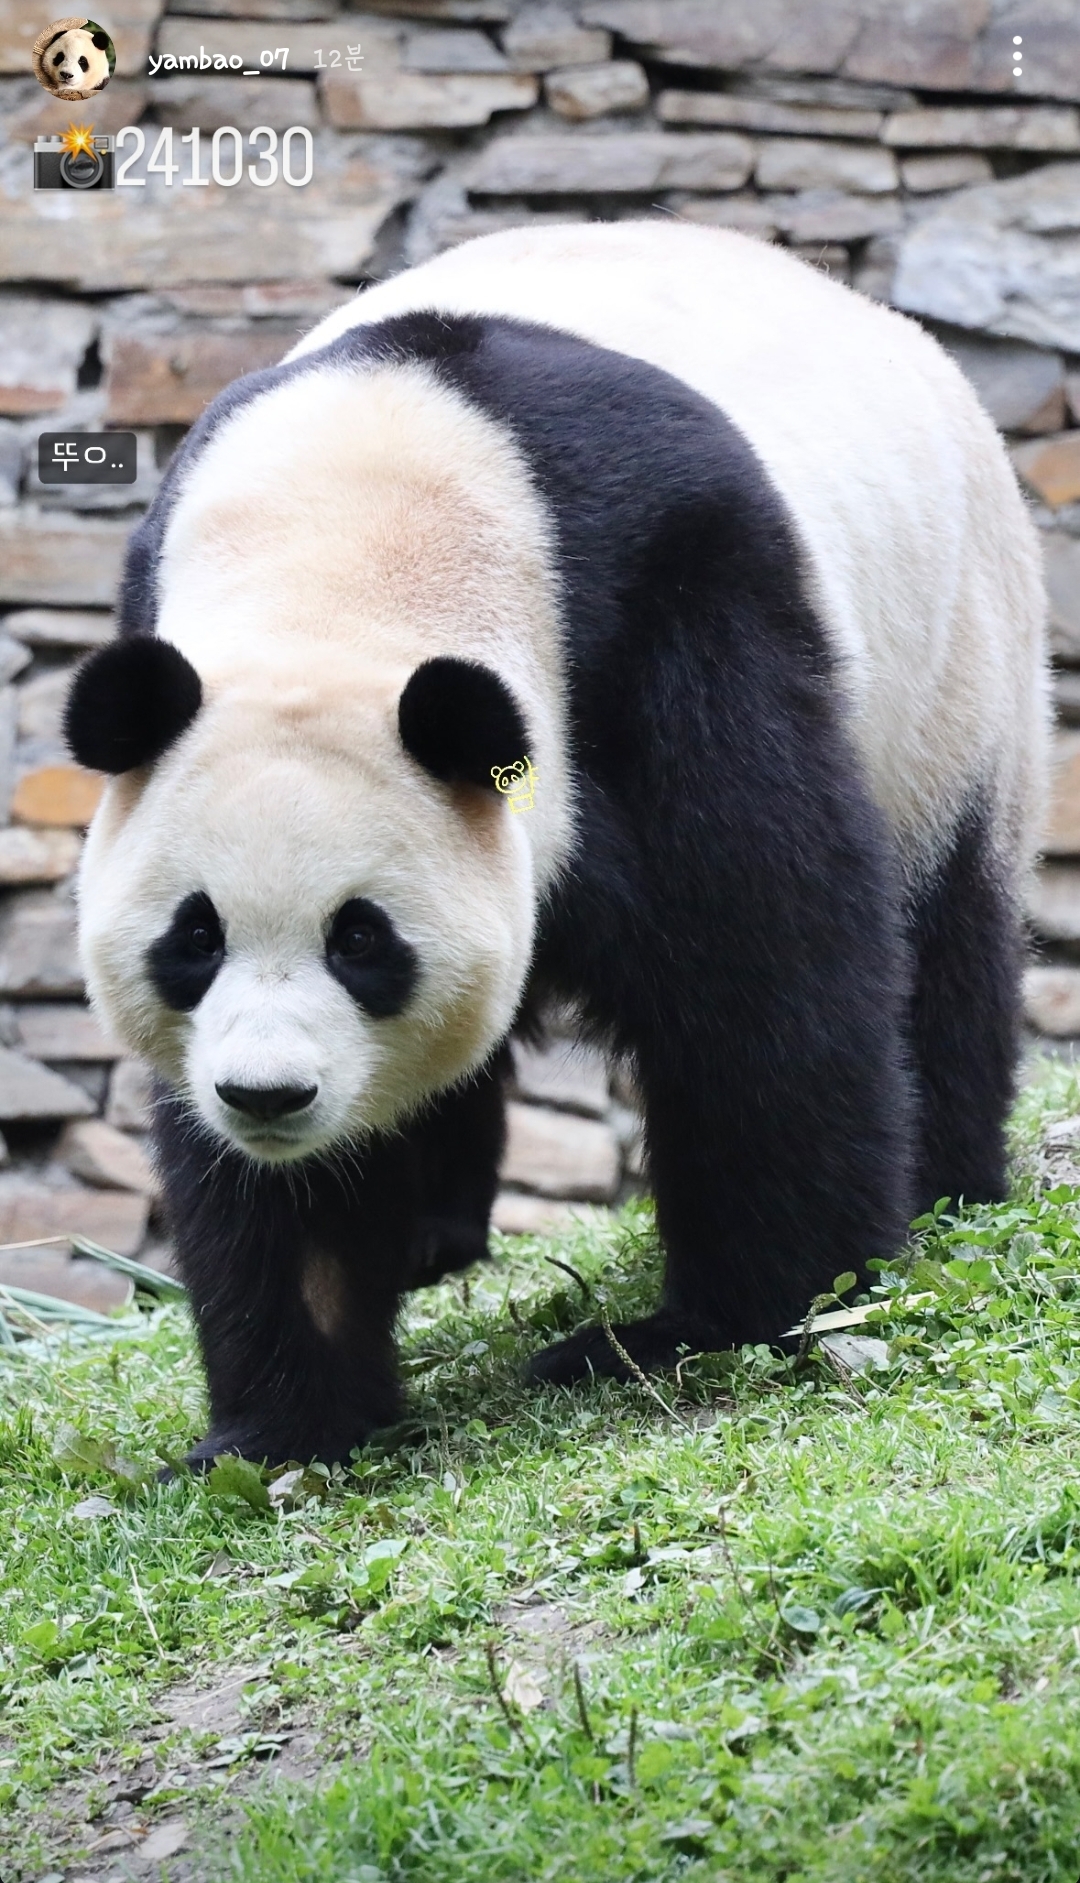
[53,49,64,63]
[326,898,417,1018]
[148,891,225,1012]
[78,54,89,69]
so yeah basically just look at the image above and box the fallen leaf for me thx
[73,1494,116,1519]
[502,1659,545,1713]
[140,1820,190,1860]
[820,1332,890,1373]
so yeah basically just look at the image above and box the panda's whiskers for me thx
[325,1140,367,1210]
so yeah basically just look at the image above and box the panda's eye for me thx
[188,922,220,956]
[339,922,375,958]
[78,54,89,69]
[53,49,64,64]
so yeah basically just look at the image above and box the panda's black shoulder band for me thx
[64,633,203,775]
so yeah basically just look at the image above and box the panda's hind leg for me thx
[906,801,1022,1215]
[404,1047,509,1290]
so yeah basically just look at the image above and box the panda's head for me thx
[66,636,538,1163]
[41,23,113,95]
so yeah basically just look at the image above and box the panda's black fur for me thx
[69,308,1021,1466]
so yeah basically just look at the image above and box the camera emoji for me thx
[34,131,114,190]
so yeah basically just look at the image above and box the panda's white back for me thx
[292,219,1049,877]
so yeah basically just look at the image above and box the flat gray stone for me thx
[0,890,83,997]
[17,665,79,747]
[0,418,20,506]
[578,1,861,78]
[0,633,30,684]
[937,332,1065,433]
[1055,669,1080,724]
[891,163,1080,354]
[658,91,883,138]
[502,4,610,71]
[1,75,149,148]
[755,136,898,194]
[361,0,510,16]
[492,1191,601,1234]
[322,67,537,128]
[512,1039,610,1116]
[0,294,96,419]
[106,1058,154,1131]
[0,683,18,823]
[58,1118,157,1194]
[0,1243,132,1310]
[668,192,780,239]
[402,24,510,69]
[166,0,342,15]
[0,827,81,886]
[1044,533,1080,661]
[730,74,916,110]
[15,1002,120,1060]
[0,1045,94,1119]
[0,1178,149,1256]
[500,1101,620,1201]
[769,188,903,243]
[883,105,1080,150]
[467,131,754,194]
[149,77,320,132]
[102,310,292,428]
[900,153,993,194]
[1029,864,1080,942]
[4,608,114,649]
[546,60,648,120]
[0,510,130,609]
[1025,965,1080,1036]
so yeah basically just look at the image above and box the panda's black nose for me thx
[216,1082,317,1121]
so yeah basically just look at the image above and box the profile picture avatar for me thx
[32,15,115,100]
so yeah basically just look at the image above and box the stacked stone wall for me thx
[1,0,1079,1289]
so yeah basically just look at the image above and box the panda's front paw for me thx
[406,1215,491,1290]
[526,1310,723,1386]
[181,1431,275,1471]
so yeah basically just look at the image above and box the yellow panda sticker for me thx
[491,757,538,813]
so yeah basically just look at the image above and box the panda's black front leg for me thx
[404,1047,510,1290]
[154,1092,411,1467]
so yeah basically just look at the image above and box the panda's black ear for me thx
[64,634,202,774]
[398,657,530,790]
[90,29,110,47]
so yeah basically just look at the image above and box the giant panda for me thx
[33,18,113,100]
[65,221,1049,1468]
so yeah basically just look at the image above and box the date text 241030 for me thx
[111,125,313,186]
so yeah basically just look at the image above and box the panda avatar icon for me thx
[32,15,114,101]
[65,222,1049,1468]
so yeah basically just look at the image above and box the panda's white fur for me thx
[78,220,1046,1171]
[291,220,1048,881]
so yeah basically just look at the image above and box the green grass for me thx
[6,1064,1080,1880]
